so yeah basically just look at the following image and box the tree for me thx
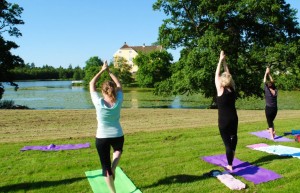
[113,57,134,85]
[83,56,134,89]
[73,66,85,80]
[153,0,300,107]
[0,0,24,99]
[135,50,173,87]
[83,56,105,89]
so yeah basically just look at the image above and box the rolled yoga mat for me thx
[210,170,246,190]
[292,130,300,135]
[20,143,90,151]
[202,154,282,184]
[85,167,142,193]
[250,130,294,142]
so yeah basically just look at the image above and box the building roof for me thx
[120,43,130,49]
[120,42,163,53]
[131,45,163,53]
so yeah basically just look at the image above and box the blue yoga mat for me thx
[284,129,300,136]
[292,130,300,135]
[252,145,300,159]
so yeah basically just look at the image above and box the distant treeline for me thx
[9,63,85,80]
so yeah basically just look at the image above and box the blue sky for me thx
[4,0,300,68]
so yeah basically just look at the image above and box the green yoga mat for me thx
[85,167,142,193]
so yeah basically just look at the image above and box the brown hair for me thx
[267,81,276,89]
[101,81,117,103]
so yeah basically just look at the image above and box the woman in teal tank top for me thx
[89,60,124,193]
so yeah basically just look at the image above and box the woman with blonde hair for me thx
[89,60,124,193]
[215,50,238,172]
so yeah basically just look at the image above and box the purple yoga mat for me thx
[250,130,294,142]
[202,154,282,184]
[20,142,90,151]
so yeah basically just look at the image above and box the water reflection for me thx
[130,90,139,108]
[1,81,210,110]
[170,96,181,108]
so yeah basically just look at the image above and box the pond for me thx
[1,81,211,110]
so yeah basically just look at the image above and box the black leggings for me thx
[95,136,124,176]
[219,117,238,166]
[265,106,277,128]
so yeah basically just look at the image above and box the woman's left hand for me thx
[220,50,226,61]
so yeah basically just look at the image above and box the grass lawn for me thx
[1,109,300,193]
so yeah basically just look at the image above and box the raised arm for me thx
[215,50,226,88]
[263,67,270,83]
[223,57,230,74]
[268,71,274,82]
[89,62,108,92]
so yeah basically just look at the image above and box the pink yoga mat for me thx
[246,143,269,149]
[202,154,282,184]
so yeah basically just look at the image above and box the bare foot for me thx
[269,128,275,140]
[225,165,233,172]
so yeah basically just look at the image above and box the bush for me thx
[0,100,15,109]
[0,100,30,109]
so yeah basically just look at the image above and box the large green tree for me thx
[153,0,300,106]
[0,0,24,99]
[113,56,134,86]
[83,56,105,89]
[135,50,173,87]
[83,56,133,89]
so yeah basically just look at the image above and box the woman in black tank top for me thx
[214,51,238,172]
[263,67,278,140]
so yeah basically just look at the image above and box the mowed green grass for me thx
[1,109,300,193]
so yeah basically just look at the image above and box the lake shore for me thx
[1,109,300,143]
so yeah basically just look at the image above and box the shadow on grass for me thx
[141,174,207,189]
[250,154,292,166]
[0,177,86,192]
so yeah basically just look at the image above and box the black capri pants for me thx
[265,106,277,128]
[218,115,238,166]
[95,136,124,176]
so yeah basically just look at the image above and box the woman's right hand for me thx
[101,60,109,71]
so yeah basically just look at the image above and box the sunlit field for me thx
[1,108,300,192]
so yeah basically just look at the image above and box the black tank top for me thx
[264,84,277,108]
[217,87,237,116]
